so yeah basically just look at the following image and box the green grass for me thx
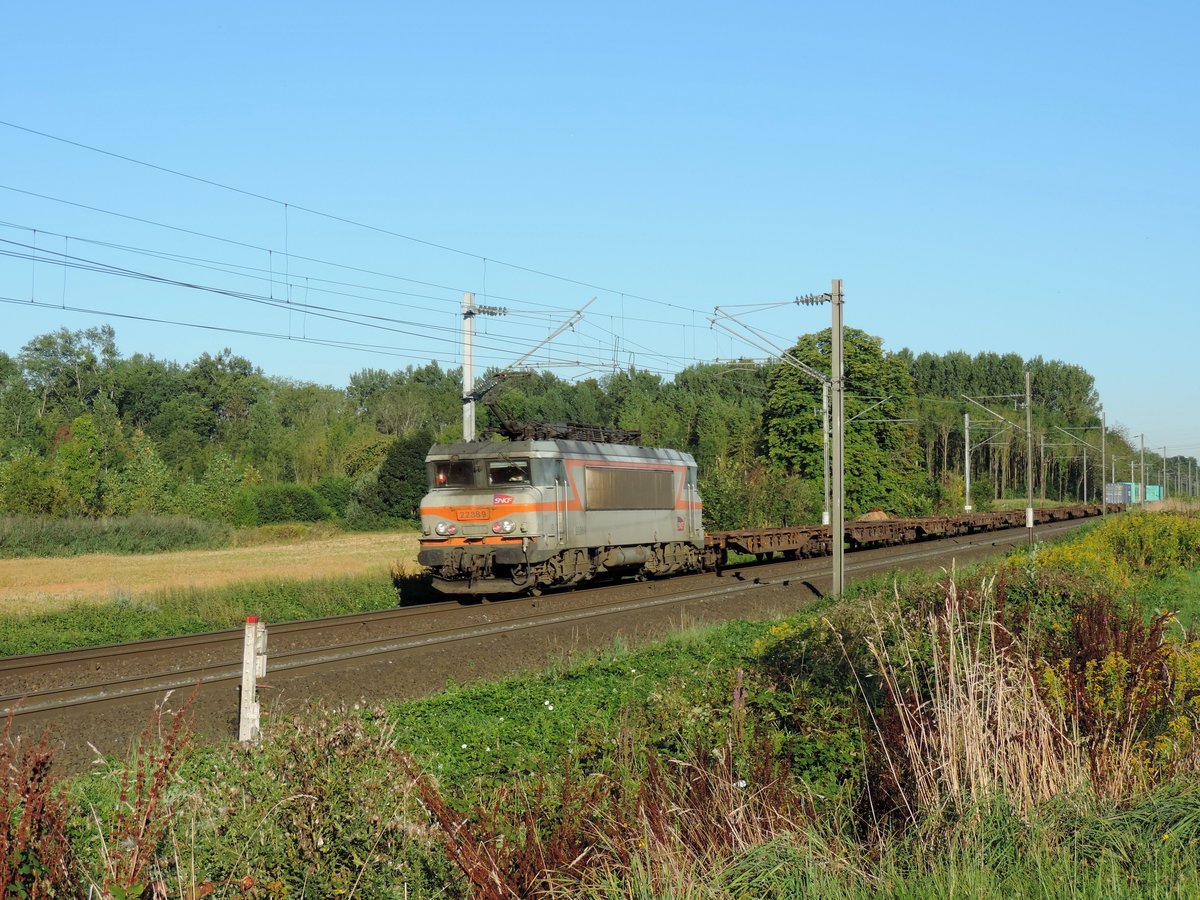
[0,573,400,656]
[0,514,233,558]
[1132,568,1200,630]
[388,620,769,796]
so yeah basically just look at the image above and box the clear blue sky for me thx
[2,1,1196,457]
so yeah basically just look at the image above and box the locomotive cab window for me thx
[433,460,476,488]
[488,459,530,485]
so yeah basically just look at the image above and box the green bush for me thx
[233,483,334,527]
[315,475,353,518]
[167,710,460,896]
[348,432,432,530]
[0,514,232,558]
[345,470,393,531]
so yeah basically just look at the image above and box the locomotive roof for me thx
[425,439,696,466]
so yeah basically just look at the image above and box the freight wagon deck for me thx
[706,504,1120,564]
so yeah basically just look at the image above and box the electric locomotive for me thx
[417,436,707,595]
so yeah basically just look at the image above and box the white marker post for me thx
[238,615,267,744]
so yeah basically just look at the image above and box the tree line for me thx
[0,325,1192,532]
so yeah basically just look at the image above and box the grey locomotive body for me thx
[417,439,706,594]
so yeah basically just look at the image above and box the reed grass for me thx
[862,576,1088,820]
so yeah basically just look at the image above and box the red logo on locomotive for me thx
[493,494,514,506]
[676,516,685,531]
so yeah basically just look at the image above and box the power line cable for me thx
[0,188,665,328]
[0,295,458,364]
[3,259,630,375]
[1,119,708,315]
[0,219,561,323]
[0,238,596,363]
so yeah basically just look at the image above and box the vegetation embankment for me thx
[1,511,1198,896]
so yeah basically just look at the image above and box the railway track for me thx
[1,515,1099,773]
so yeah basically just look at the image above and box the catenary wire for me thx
[0,237,608,357]
[0,120,709,316]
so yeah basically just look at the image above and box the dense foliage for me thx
[0,325,1194,537]
[766,327,931,515]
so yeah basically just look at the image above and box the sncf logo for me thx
[676,516,686,531]
[493,494,515,506]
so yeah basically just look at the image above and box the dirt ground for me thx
[0,531,420,615]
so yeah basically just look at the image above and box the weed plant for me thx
[0,717,74,894]
[162,707,459,896]
[0,514,233,558]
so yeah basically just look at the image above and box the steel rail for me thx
[0,517,1090,722]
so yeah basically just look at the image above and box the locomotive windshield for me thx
[488,459,530,485]
[433,460,475,487]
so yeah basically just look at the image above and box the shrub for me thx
[232,521,344,547]
[348,432,432,529]
[233,483,334,527]
[345,470,391,531]
[0,449,65,516]
[177,708,457,896]
[314,475,353,518]
[700,458,821,530]
[177,451,243,522]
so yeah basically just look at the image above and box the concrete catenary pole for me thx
[964,412,972,512]
[1025,371,1034,544]
[1162,447,1168,500]
[462,292,476,442]
[1101,412,1107,514]
[831,279,845,596]
[1140,434,1146,506]
[1040,434,1046,505]
[822,381,831,526]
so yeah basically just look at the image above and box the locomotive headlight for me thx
[435,522,458,536]
[492,520,515,534]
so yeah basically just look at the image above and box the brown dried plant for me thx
[861,577,1088,823]
[0,715,78,897]
[92,691,195,900]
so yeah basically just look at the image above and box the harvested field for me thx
[0,530,420,615]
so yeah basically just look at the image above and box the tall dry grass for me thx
[861,576,1089,821]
